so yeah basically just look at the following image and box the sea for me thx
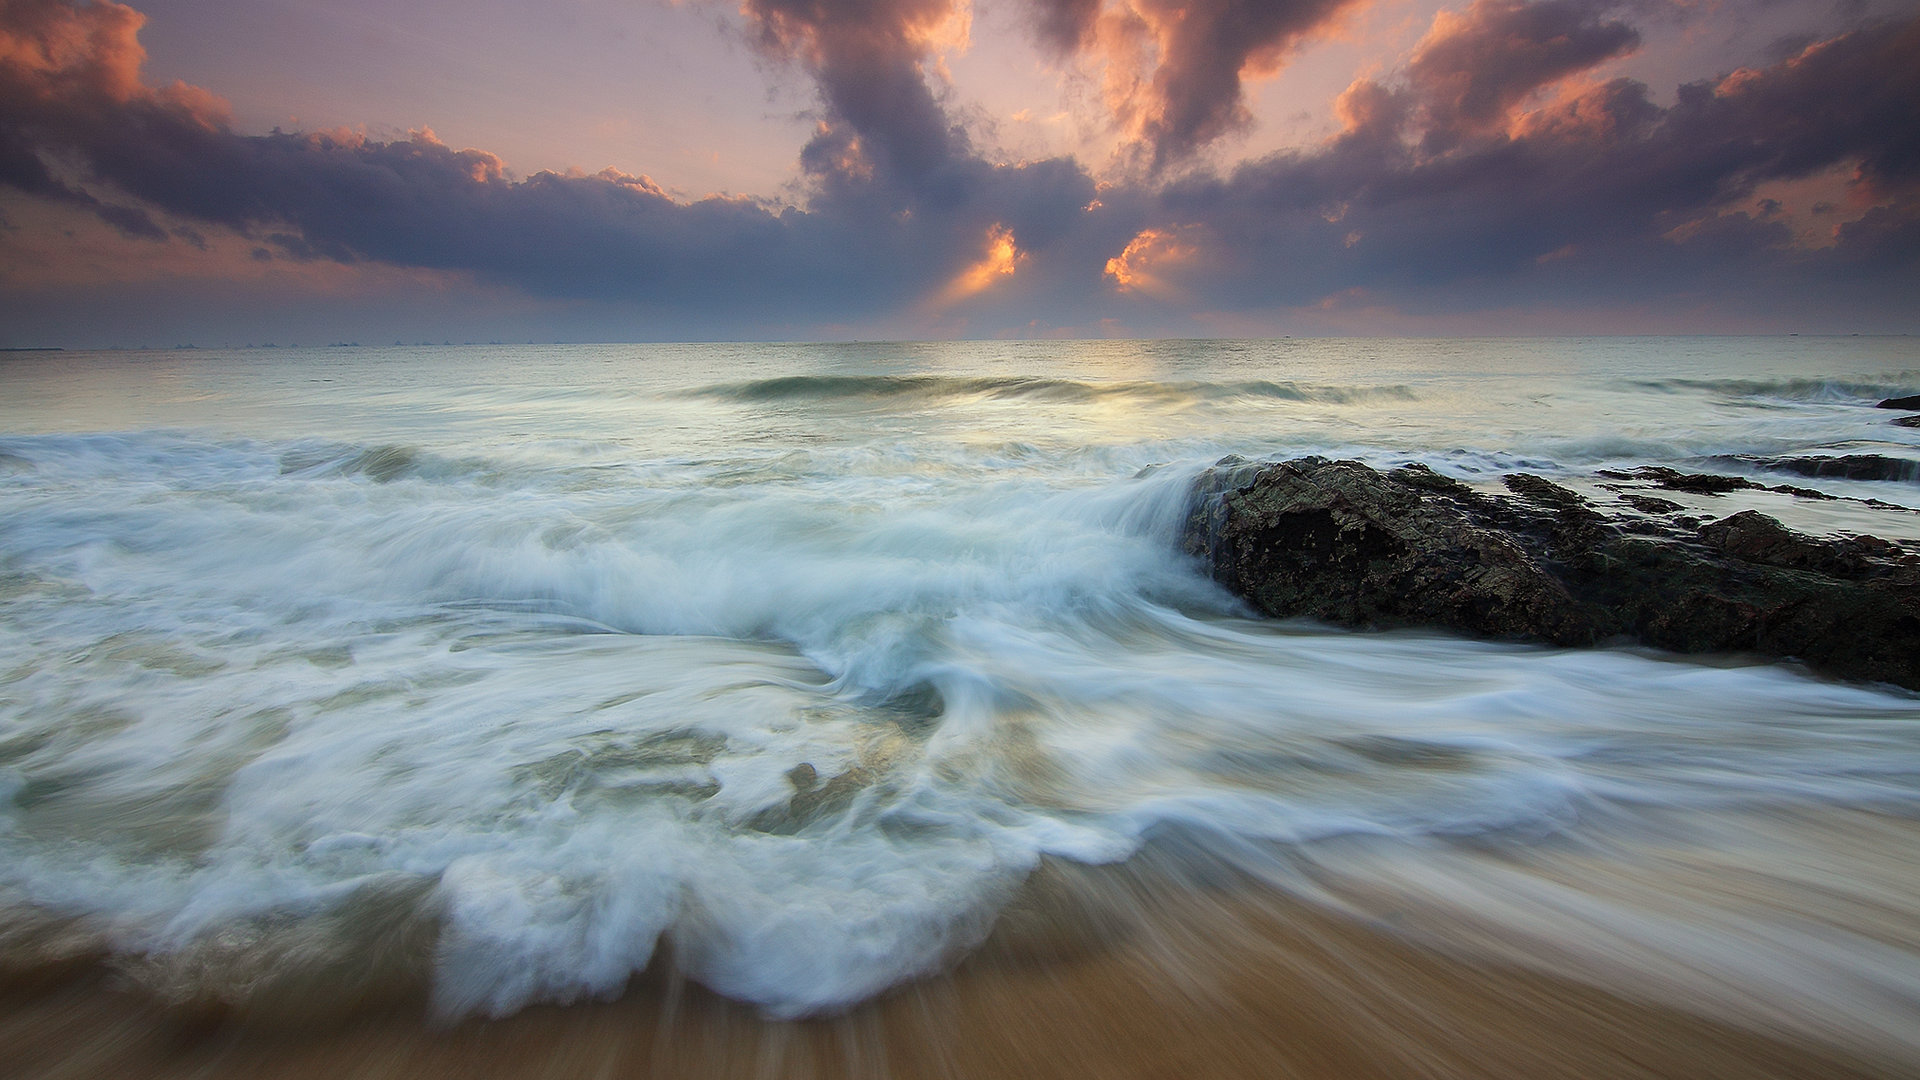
[3,337,1919,1052]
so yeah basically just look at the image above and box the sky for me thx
[0,0,1916,345]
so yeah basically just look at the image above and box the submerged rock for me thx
[1620,493,1684,514]
[1599,465,1760,494]
[1184,457,1920,688]
[1602,464,1874,502]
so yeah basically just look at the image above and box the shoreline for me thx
[7,843,1911,1080]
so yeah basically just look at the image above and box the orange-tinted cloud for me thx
[1028,0,1364,170]
[1504,76,1659,143]
[1151,10,1919,327]
[1407,0,1640,148]
[0,0,1109,330]
[935,222,1025,303]
[1103,225,1199,297]
[0,0,147,102]
[0,0,227,237]
[1332,77,1407,139]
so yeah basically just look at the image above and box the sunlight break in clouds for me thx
[937,223,1026,305]
[1104,226,1199,298]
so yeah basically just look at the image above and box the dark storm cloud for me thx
[1407,0,1641,146]
[0,0,1111,321]
[1150,11,1920,312]
[732,0,1136,322]
[0,125,163,239]
[0,128,75,199]
[0,0,166,238]
[741,0,972,196]
[732,0,1114,281]
[1129,0,1363,170]
[1026,0,1100,55]
[1701,19,1920,195]
[742,0,1369,177]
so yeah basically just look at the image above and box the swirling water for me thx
[3,338,1920,1042]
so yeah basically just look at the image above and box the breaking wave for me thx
[682,374,1419,407]
[1625,375,1920,404]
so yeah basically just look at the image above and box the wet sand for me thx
[4,852,1907,1080]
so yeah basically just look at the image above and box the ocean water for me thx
[3,338,1920,1040]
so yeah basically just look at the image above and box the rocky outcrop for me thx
[1877,395,1920,409]
[1183,457,1920,688]
[1711,454,1920,483]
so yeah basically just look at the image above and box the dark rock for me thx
[1620,494,1684,514]
[1768,483,1839,501]
[1719,454,1920,483]
[1606,462,1902,499]
[786,762,819,791]
[1877,395,1920,409]
[1187,458,1590,644]
[1503,473,1589,510]
[1599,466,1758,494]
[1894,415,1920,428]
[1696,510,1872,576]
[1184,458,1920,688]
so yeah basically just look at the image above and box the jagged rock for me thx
[1696,510,1874,576]
[1894,415,1920,428]
[1603,464,1892,500]
[1769,483,1839,500]
[1503,473,1591,510]
[1184,457,1920,688]
[1621,493,1684,514]
[1185,459,1588,643]
[1599,465,1759,494]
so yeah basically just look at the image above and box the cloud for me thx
[1127,0,1363,170]
[1104,224,1201,298]
[0,0,175,237]
[741,0,974,196]
[1149,11,1920,315]
[0,0,1114,325]
[1407,0,1641,147]
[1027,0,1102,55]
[1025,0,1363,170]
[1,0,1916,338]
[0,0,148,101]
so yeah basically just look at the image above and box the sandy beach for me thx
[6,841,1911,1080]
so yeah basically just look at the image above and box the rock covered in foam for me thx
[1183,457,1920,689]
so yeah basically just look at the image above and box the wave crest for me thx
[684,375,1417,407]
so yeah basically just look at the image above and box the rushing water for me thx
[2,338,1919,1039]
